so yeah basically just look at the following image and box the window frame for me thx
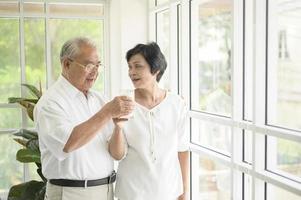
[149,0,301,199]
[0,1,109,199]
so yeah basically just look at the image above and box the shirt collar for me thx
[58,75,87,98]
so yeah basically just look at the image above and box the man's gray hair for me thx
[60,37,97,63]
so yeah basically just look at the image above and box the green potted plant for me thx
[7,83,46,200]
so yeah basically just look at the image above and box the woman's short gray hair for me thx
[60,37,97,63]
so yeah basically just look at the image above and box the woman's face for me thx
[128,53,158,89]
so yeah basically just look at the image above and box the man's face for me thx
[63,45,100,94]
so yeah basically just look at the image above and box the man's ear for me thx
[62,58,71,70]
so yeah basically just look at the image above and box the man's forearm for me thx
[63,105,112,153]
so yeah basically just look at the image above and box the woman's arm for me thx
[178,151,190,200]
[108,119,127,160]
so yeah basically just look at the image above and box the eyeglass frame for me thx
[68,57,102,72]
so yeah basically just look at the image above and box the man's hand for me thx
[106,96,135,118]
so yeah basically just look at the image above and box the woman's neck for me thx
[135,85,166,109]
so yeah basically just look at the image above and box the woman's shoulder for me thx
[166,91,186,103]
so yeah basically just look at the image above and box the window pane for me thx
[243,0,253,121]
[191,118,231,156]
[49,3,104,17]
[29,163,42,181]
[267,183,301,200]
[243,130,252,164]
[0,18,20,104]
[149,0,156,8]
[24,2,44,15]
[0,2,19,14]
[192,153,231,200]
[50,19,104,92]
[191,0,232,116]
[156,0,169,6]
[267,0,301,130]
[243,61,253,121]
[24,18,46,90]
[0,133,23,197]
[0,108,22,129]
[244,173,252,200]
[243,174,252,200]
[267,136,301,181]
[156,9,170,90]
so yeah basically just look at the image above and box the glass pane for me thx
[244,68,253,121]
[243,130,252,164]
[0,133,23,197]
[49,19,104,93]
[191,0,232,116]
[24,2,44,14]
[29,163,42,181]
[49,3,104,17]
[156,9,170,90]
[149,0,156,8]
[267,136,301,182]
[244,173,252,200]
[191,118,231,156]
[267,183,301,200]
[191,153,231,200]
[267,0,301,131]
[24,18,46,91]
[0,18,20,104]
[156,0,169,6]
[0,2,19,14]
[0,108,22,129]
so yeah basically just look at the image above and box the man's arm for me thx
[63,96,134,153]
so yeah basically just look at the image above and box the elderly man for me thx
[34,37,134,200]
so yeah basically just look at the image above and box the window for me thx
[267,136,301,182]
[191,153,231,200]
[0,1,107,198]
[191,118,231,156]
[267,0,301,131]
[156,9,170,90]
[191,0,232,117]
[267,183,301,200]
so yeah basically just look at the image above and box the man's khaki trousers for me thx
[45,182,114,200]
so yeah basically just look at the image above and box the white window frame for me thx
[0,1,109,199]
[148,0,301,199]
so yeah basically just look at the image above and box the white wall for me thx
[109,0,148,98]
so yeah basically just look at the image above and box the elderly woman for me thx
[108,42,189,200]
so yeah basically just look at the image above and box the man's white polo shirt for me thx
[34,75,113,180]
[115,92,189,200]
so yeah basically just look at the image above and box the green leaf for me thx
[14,129,38,140]
[26,103,35,121]
[13,138,28,147]
[36,167,47,182]
[8,97,38,104]
[26,139,40,152]
[16,149,41,163]
[8,180,46,200]
[22,83,42,98]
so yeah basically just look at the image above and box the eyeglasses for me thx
[68,58,102,72]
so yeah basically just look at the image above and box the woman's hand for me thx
[113,117,128,128]
[178,193,187,200]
